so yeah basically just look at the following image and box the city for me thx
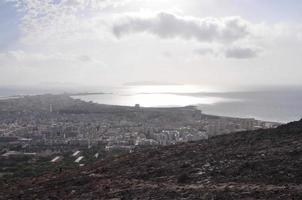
[0,94,280,180]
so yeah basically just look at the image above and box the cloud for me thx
[0,50,107,85]
[224,46,261,59]
[78,55,92,62]
[162,51,172,58]
[193,46,262,59]
[7,0,129,12]
[194,48,215,56]
[0,50,105,68]
[113,12,251,43]
[3,0,302,87]
[5,0,124,44]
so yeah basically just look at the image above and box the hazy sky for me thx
[0,0,302,90]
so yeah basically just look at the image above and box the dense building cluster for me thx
[0,94,280,166]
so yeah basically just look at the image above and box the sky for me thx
[0,0,302,91]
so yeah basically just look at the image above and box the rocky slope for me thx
[1,119,302,199]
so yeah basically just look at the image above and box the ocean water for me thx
[73,85,228,108]
[73,85,302,123]
[1,85,301,123]
[196,90,302,123]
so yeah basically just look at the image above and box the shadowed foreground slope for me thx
[1,119,302,200]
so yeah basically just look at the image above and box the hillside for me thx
[1,119,302,199]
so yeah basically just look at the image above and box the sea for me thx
[1,85,301,123]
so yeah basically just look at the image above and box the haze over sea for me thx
[1,85,301,123]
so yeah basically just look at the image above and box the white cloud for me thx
[113,12,251,43]
[0,50,105,68]
[224,46,261,59]
[6,0,124,44]
[193,45,261,59]
[2,0,302,87]
[0,50,106,85]
[194,48,215,56]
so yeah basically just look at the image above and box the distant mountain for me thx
[1,119,302,199]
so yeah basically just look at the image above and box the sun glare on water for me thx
[124,84,219,94]
[121,93,224,107]
[74,85,226,107]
